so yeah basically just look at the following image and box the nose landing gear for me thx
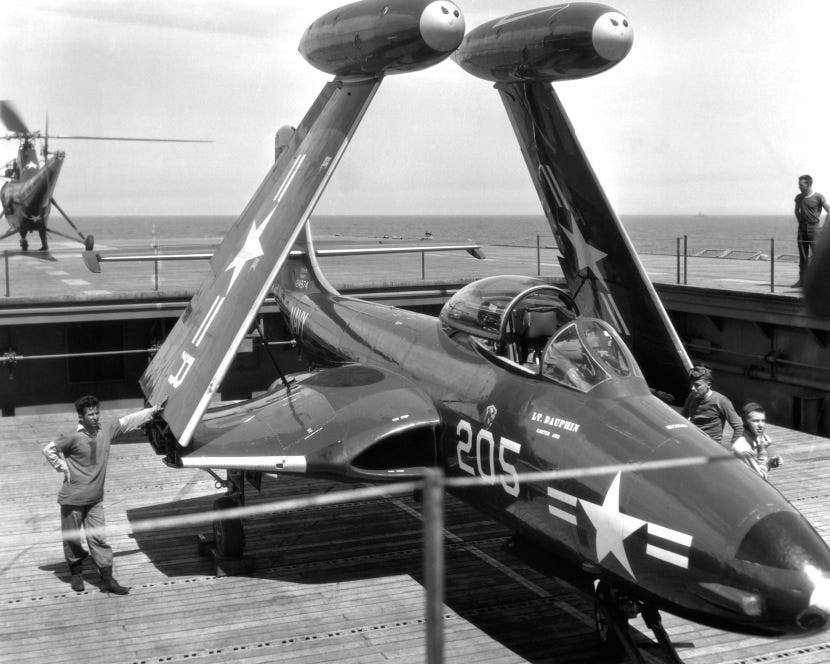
[594,581,684,663]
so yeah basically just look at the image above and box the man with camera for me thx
[731,402,782,480]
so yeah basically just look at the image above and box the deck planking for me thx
[0,237,823,663]
[2,410,830,664]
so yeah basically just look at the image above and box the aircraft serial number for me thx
[456,419,521,497]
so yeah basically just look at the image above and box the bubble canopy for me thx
[439,275,642,391]
[540,318,642,391]
[439,276,577,342]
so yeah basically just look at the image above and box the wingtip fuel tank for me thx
[453,3,633,83]
[300,0,465,78]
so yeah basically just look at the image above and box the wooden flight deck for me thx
[0,239,825,663]
[2,409,830,664]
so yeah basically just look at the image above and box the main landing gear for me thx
[198,469,252,575]
[211,495,245,557]
[594,581,684,663]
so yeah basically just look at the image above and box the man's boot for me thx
[99,566,129,595]
[68,559,85,592]
[70,572,84,592]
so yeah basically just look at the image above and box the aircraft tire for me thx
[212,497,244,557]
[594,582,627,656]
[84,234,95,251]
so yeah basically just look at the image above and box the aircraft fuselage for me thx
[258,252,830,638]
[137,0,830,648]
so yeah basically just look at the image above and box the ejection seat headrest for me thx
[525,310,558,339]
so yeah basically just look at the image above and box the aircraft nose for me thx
[420,1,465,53]
[804,568,830,630]
[737,511,830,633]
[592,11,633,62]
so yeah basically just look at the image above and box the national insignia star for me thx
[579,472,645,578]
[224,206,278,293]
[561,221,608,288]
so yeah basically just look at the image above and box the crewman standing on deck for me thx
[732,402,783,479]
[680,365,743,445]
[793,174,830,288]
[42,395,163,594]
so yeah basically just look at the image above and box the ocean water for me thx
[73,214,799,258]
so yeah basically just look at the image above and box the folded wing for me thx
[497,81,691,399]
[140,78,380,447]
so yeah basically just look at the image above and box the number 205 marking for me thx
[456,419,521,497]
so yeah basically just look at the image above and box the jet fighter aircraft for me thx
[132,1,830,661]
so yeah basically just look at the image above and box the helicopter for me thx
[0,100,209,252]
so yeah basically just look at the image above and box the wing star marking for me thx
[561,220,609,289]
[538,164,630,332]
[578,472,645,579]
[224,204,278,294]
[170,202,279,389]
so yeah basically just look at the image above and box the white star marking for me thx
[579,472,645,579]
[223,205,278,293]
[561,221,609,288]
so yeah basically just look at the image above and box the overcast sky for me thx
[2,0,828,217]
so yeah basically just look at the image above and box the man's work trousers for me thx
[60,502,113,572]
[798,226,820,280]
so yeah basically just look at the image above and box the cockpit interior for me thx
[439,275,641,392]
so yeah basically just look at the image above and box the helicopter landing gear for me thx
[19,236,27,251]
[37,229,48,252]
[593,581,684,663]
[84,234,95,251]
[197,470,252,575]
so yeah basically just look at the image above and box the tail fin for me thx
[497,81,690,399]
[274,223,337,303]
[140,78,380,447]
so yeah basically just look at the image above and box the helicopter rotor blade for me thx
[43,135,211,143]
[0,100,30,135]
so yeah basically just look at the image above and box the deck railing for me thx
[0,238,801,297]
[673,236,797,293]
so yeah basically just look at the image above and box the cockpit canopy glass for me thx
[439,275,577,342]
[541,319,641,392]
[441,276,642,391]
